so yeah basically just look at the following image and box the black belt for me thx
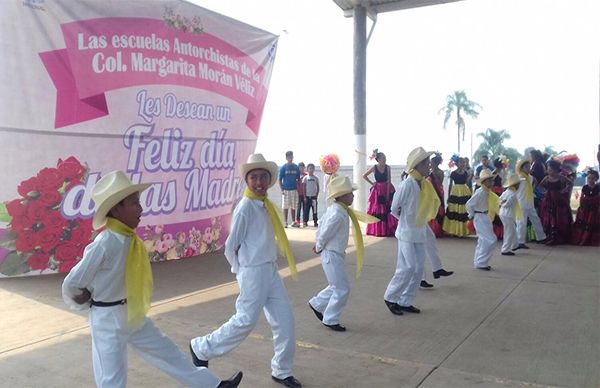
[90,299,127,307]
[474,211,488,214]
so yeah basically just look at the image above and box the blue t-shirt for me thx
[279,163,300,190]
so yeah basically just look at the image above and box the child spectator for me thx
[295,162,306,226]
[62,171,242,388]
[466,169,500,270]
[302,163,320,227]
[279,151,300,228]
[572,169,600,246]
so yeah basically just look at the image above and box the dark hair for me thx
[493,157,504,168]
[546,160,561,172]
[372,149,384,162]
[588,169,599,179]
[307,163,315,169]
[431,153,442,164]
[298,162,305,168]
[480,154,489,159]
[285,151,293,157]
[530,149,543,162]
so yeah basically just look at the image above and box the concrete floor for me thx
[0,227,598,387]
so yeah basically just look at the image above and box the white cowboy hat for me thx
[503,173,525,188]
[239,153,279,188]
[515,158,531,173]
[92,170,151,230]
[476,168,495,184]
[406,147,434,171]
[327,175,357,200]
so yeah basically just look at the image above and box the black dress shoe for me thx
[189,343,208,367]
[433,269,454,278]
[384,300,404,315]
[272,375,302,388]
[501,251,515,256]
[420,280,434,289]
[217,371,243,388]
[399,305,421,313]
[476,266,492,271]
[513,244,529,251]
[308,302,323,321]
[323,323,346,331]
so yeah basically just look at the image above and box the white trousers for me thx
[516,206,546,244]
[384,240,425,306]
[309,250,350,325]
[473,214,496,268]
[191,262,296,380]
[422,226,443,281]
[89,305,220,388]
[500,215,518,253]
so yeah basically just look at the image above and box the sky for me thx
[191,0,600,169]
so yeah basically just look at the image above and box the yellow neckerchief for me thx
[509,187,523,221]
[244,187,298,280]
[481,185,500,222]
[409,170,441,227]
[106,217,153,330]
[519,171,534,204]
[335,201,378,279]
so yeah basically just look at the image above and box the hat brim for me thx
[503,177,526,188]
[515,159,531,173]
[407,151,435,171]
[93,183,151,230]
[240,161,279,188]
[327,184,358,200]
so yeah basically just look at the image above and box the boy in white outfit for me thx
[62,170,242,388]
[384,147,440,315]
[499,174,523,255]
[308,176,356,332]
[515,159,547,248]
[190,154,302,388]
[466,169,500,270]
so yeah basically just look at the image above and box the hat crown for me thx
[246,153,268,164]
[92,171,134,209]
[327,175,355,199]
[406,147,433,171]
[478,169,494,181]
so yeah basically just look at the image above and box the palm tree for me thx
[473,128,521,168]
[439,90,482,153]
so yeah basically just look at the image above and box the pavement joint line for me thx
[415,246,555,387]
[0,325,89,356]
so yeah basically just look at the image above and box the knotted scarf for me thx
[409,171,441,227]
[519,171,534,205]
[336,202,379,279]
[481,186,500,222]
[244,187,298,280]
[106,217,153,330]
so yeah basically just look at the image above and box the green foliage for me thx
[438,90,482,152]
[473,128,522,169]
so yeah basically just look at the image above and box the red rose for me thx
[27,252,50,271]
[38,190,62,207]
[65,179,82,192]
[10,214,27,232]
[70,224,91,246]
[15,230,38,252]
[25,201,47,223]
[6,199,26,217]
[57,156,85,180]
[54,241,79,262]
[38,227,62,252]
[42,211,69,231]
[58,259,78,272]
[37,168,65,191]
[17,176,41,198]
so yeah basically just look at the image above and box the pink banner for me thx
[0,1,277,277]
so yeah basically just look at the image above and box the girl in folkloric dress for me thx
[538,160,573,245]
[363,150,398,237]
[572,169,600,246]
[443,157,472,237]
[427,153,446,237]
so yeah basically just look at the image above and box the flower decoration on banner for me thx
[448,153,460,168]
[493,155,509,169]
[0,156,93,276]
[319,154,340,175]
[163,7,204,34]
[142,217,224,262]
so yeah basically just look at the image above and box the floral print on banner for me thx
[0,156,93,276]
[142,217,224,262]
[163,7,203,34]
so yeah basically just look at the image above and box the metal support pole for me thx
[353,5,367,212]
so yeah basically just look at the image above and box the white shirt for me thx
[516,176,535,209]
[224,197,277,273]
[62,229,129,311]
[499,188,518,218]
[303,175,319,197]
[466,186,489,218]
[315,202,349,254]
[390,176,428,242]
